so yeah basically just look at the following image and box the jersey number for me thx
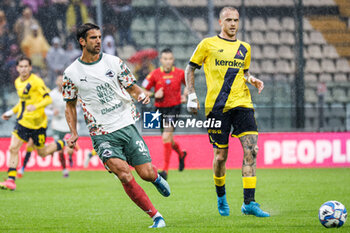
[136,140,147,152]
[38,134,45,145]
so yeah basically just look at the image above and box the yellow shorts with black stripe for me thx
[207,107,258,149]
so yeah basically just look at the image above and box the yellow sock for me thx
[243,176,256,204]
[242,177,256,189]
[214,174,226,187]
[214,174,226,197]
[8,168,17,181]
[26,146,34,152]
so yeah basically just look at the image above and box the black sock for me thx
[244,188,255,204]
[216,184,226,197]
[22,151,32,170]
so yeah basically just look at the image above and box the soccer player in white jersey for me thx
[63,23,170,228]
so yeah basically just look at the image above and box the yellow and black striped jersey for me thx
[189,35,253,116]
[12,73,52,129]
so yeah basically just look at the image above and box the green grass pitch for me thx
[0,168,349,233]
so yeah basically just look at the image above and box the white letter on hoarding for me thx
[76,150,83,167]
[333,140,346,163]
[297,140,315,164]
[26,152,36,168]
[37,155,51,167]
[264,141,281,165]
[315,140,332,163]
[52,152,61,167]
[0,150,5,168]
[347,140,350,163]
[282,140,297,164]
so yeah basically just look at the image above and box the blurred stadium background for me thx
[0,0,349,136]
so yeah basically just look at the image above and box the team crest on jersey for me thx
[105,69,115,78]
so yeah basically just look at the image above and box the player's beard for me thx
[86,45,100,55]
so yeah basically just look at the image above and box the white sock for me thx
[152,212,162,221]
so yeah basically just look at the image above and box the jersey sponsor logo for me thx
[215,59,245,68]
[100,101,123,115]
[105,69,115,78]
[96,83,116,104]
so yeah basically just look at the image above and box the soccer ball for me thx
[319,201,347,228]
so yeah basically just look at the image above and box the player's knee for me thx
[116,171,133,183]
[9,146,20,155]
[214,149,228,163]
[162,134,172,143]
[37,150,46,157]
[214,152,228,164]
[138,166,156,182]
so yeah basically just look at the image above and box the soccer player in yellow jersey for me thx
[185,7,270,217]
[0,56,65,191]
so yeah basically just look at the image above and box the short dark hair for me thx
[160,48,172,55]
[76,23,100,50]
[16,55,32,66]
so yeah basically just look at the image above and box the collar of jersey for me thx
[78,53,103,65]
[217,35,237,42]
[160,66,175,73]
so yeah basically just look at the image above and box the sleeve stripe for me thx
[124,80,137,89]
[43,93,49,97]
[189,61,201,69]
[64,98,77,102]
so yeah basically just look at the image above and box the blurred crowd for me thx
[0,0,139,94]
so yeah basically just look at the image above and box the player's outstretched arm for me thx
[185,64,200,114]
[65,99,78,148]
[1,102,20,120]
[244,71,264,94]
[126,84,150,105]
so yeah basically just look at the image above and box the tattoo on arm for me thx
[185,65,197,93]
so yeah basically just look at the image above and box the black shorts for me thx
[158,104,181,129]
[207,107,258,149]
[13,123,47,148]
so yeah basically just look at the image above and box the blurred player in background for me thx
[84,148,97,168]
[46,75,77,177]
[0,56,65,191]
[142,48,187,180]
[17,138,35,178]
[185,7,270,217]
[63,23,170,228]
[17,75,87,178]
